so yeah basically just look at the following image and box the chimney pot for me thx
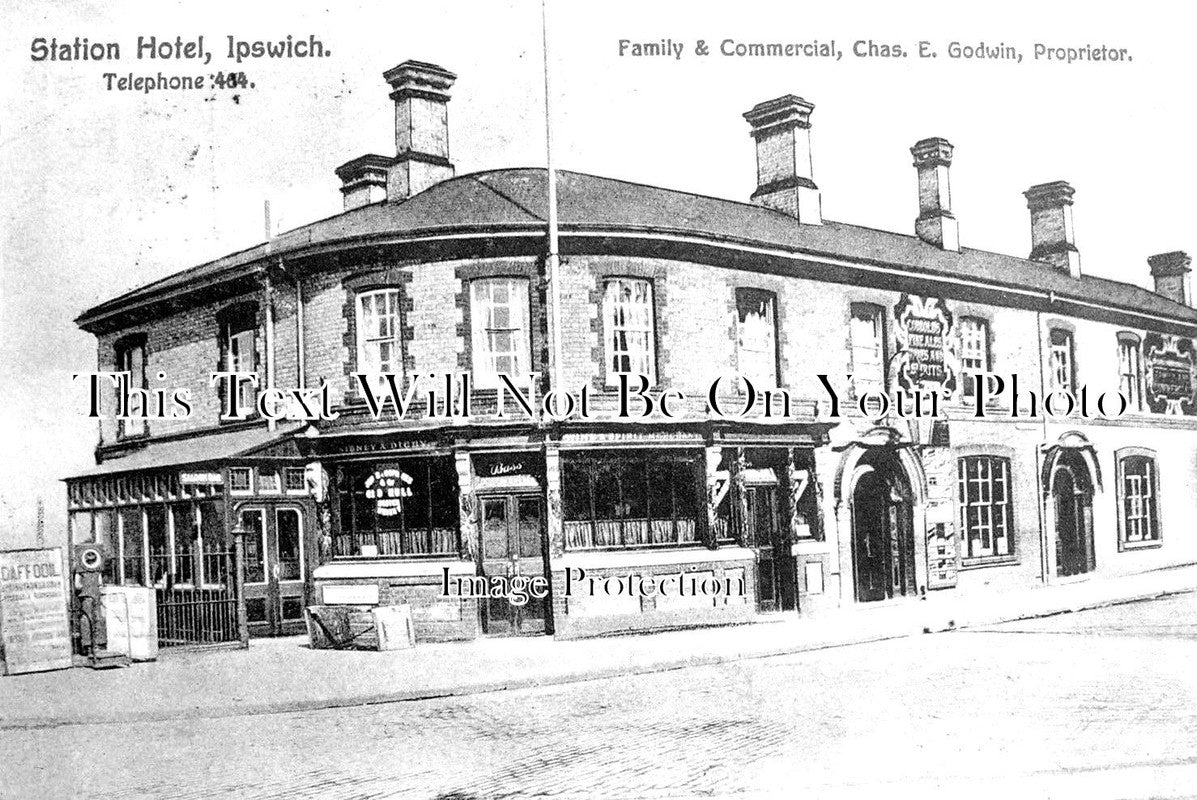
[1149,251,1192,306]
[335,154,394,210]
[910,137,958,251]
[382,60,457,202]
[743,95,822,224]
[1024,180,1081,278]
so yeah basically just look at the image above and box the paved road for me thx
[3,594,1196,799]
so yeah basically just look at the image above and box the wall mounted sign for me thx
[179,472,223,485]
[472,452,541,479]
[364,469,413,516]
[924,521,958,590]
[893,294,958,393]
[0,548,72,675]
[1144,333,1197,415]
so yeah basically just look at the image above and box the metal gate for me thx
[154,546,243,648]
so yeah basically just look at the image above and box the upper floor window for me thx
[958,455,1014,561]
[1117,333,1143,411]
[115,335,147,439]
[849,303,886,395]
[1049,328,1075,394]
[356,289,402,377]
[218,303,258,416]
[604,278,655,385]
[736,288,778,388]
[959,317,990,397]
[1117,451,1159,548]
[470,278,531,388]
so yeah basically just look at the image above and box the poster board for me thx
[0,548,73,676]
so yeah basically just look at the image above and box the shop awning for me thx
[64,424,301,481]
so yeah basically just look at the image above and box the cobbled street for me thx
[4,594,1197,799]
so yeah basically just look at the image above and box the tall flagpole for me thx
[542,0,565,397]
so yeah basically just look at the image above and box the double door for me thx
[238,505,308,636]
[479,493,548,636]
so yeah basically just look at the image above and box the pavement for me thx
[2,561,1195,730]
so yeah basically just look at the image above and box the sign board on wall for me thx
[0,548,72,675]
[924,521,958,590]
[893,294,959,394]
[1144,333,1197,415]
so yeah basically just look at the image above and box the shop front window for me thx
[119,507,144,585]
[563,453,700,549]
[337,459,460,557]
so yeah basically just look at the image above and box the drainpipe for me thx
[1035,309,1049,583]
[294,268,305,391]
[263,268,277,432]
[542,0,564,402]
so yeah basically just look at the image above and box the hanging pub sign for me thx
[892,294,958,393]
[1144,333,1197,416]
[364,469,413,516]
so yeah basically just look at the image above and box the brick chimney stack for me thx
[335,154,393,210]
[1024,181,1081,278]
[383,60,456,202]
[1149,251,1192,306]
[743,95,822,225]
[910,137,959,251]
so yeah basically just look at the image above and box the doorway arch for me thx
[848,447,918,602]
[1049,449,1095,577]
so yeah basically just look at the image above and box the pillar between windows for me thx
[704,445,723,550]
[454,450,476,561]
[544,444,565,559]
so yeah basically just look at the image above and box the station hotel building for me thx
[65,60,1197,642]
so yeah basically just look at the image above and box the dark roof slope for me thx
[76,168,1197,329]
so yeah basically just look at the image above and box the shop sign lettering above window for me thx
[1144,333,1197,415]
[364,469,413,516]
[893,295,958,393]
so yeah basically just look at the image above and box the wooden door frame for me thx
[476,491,551,637]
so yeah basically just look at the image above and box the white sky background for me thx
[0,0,1193,547]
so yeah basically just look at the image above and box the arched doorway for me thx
[1051,450,1095,577]
[850,449,917,602]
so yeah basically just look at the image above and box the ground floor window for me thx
[71,500,228,587]
[336,458,460,557]
[1117,450,1160,548]
[562,451,700,549]
[957,455,1014,560]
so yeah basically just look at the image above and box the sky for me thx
[1,0,1194,548]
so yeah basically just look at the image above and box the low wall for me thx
[311,560,481,642]
[550,547,757,639]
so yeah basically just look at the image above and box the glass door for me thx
[478,494,548,636]
[238,505,308,636]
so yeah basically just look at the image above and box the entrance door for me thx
[851,456,916,603]
[1053,458,1095,577]
[238,505,308,636]
[479,494,548,636]
[744,484,783,612]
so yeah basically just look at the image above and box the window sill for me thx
[1118,540,1162,552]
[960,555,1019,570]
